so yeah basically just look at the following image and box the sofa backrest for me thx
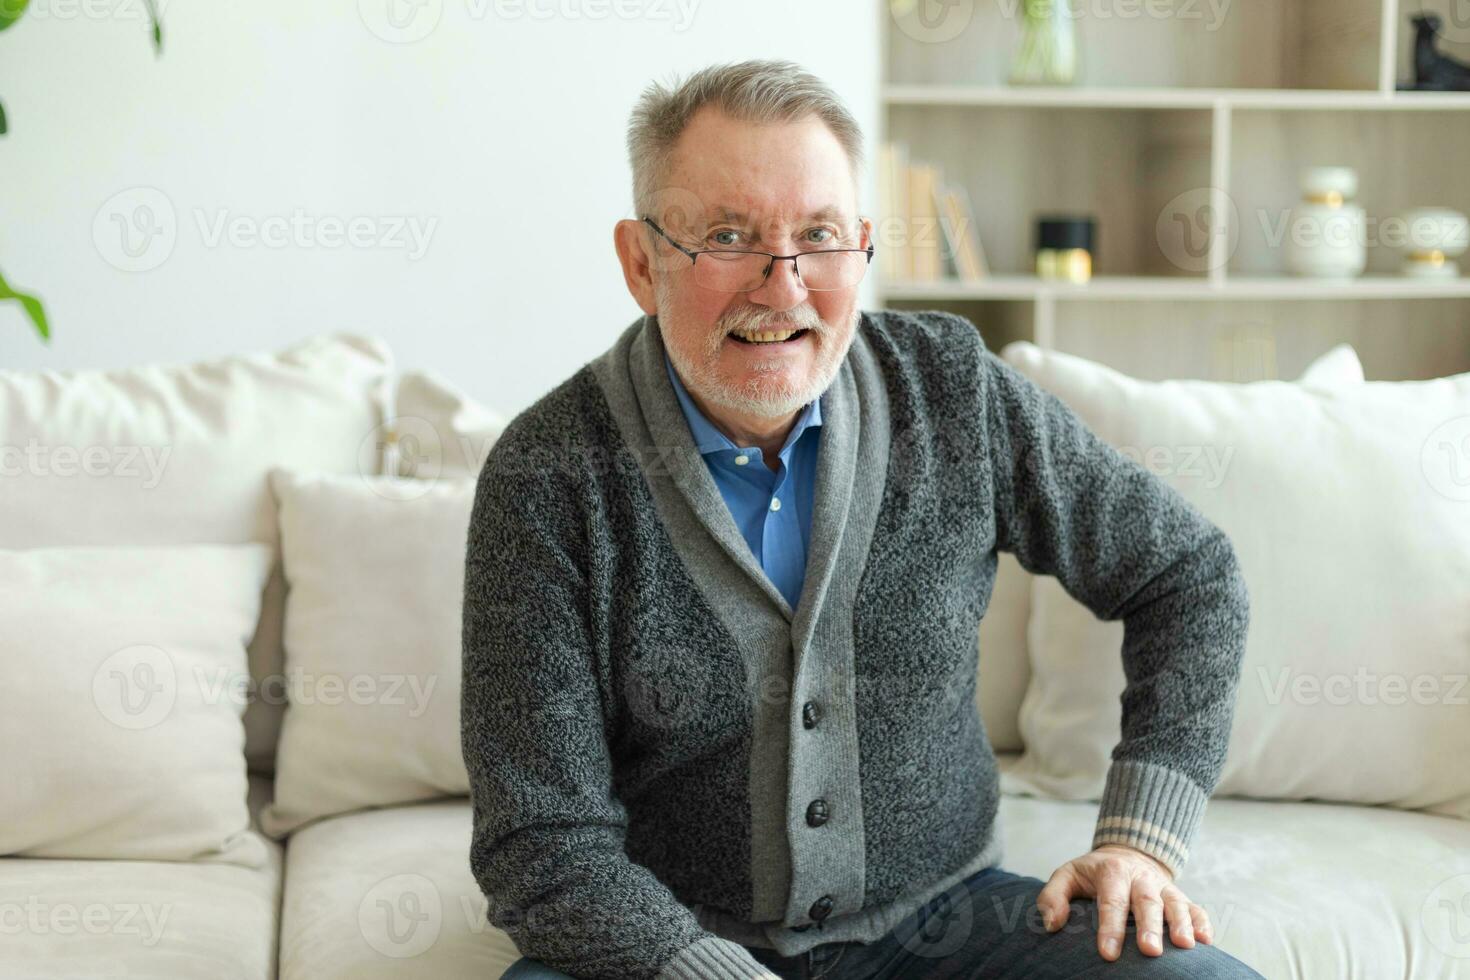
[0,334,394,775]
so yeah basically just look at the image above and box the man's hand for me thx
[1035,843,1213,962]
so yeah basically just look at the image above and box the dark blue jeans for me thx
[502,866,1265,979]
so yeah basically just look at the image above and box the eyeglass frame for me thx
[640,215,875,292]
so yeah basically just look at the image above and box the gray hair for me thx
[626,59,865,221]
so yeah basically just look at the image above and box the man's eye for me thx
[807,227,835,244]
[711,230,741,247]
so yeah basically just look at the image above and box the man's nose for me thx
[748,254,808,310]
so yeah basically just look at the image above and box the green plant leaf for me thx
[0,0,28,32]
[0,97,7,136]
[0,266,51,342]
[143,0,162,52]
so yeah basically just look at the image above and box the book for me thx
[939,181,989,281]
[876,141,910,283]
[907,162,943,282]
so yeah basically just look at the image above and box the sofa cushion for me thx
[278,800,519,980]
[0,543,273,867]
[999,341,1470,818]
[260,470,475,838]
[389,368,507,481]
[0,775,283,980]
[994,758,1470,979]
[0,334,395,777]
[271,779,1470,980]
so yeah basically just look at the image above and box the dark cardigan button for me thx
[802,700,821,729]
[809,895,834,921]
[806,798,830,827]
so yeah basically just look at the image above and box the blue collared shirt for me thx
[663,351,822,611]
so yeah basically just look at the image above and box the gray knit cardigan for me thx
[461,309,1250,979]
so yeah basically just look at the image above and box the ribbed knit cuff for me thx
[655,935,777,980]
[1091,760,1210,878]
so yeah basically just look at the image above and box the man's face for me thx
[644,107,868,419]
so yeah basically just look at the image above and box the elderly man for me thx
[463,60,1263,980]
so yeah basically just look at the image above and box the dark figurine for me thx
[1404,13,1470,91]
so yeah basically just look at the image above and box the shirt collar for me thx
[663,349,823,459]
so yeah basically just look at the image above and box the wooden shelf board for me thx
[880,275,1470,301]
[884,85,1470,112]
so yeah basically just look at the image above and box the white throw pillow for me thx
[389,368,507,480]
[998,342,1470,820]
[978,342,1365,755]
[0,335,395,777]
[977,551,1033,753]
[0,543,273,865]
[1297,342,1366,388]
[260,469,476,838]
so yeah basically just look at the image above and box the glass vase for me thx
[1009,0,1077,86]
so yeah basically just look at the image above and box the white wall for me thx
[0,0,881,415]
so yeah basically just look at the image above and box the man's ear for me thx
[614,219,659,316]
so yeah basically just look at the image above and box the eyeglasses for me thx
[642,216,874,292]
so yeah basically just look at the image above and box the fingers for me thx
[1036,864,1078,933]
[1094,866,1132,961]
[1190,901,1214,944]
[1131,876,1166,957]
[1160,884,1196,949]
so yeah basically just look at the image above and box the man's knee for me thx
[1041,905,1264,980]
[1084,939,1265,979]
[985,886,1264,979]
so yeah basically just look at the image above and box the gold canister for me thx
[1035,216,1096,283]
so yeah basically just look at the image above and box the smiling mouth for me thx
[728,327,811,345]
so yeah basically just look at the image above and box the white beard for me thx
[654,276,857,419]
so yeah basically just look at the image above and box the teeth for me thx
[732,328,799,343]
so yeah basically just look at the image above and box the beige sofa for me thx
[3,332,1467,980]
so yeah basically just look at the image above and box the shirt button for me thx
[769,497,782,512]
[734,454,749,465]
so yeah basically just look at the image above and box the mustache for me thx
[718,304,824,336]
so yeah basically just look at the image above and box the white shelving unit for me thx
[878,0,1470,381]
